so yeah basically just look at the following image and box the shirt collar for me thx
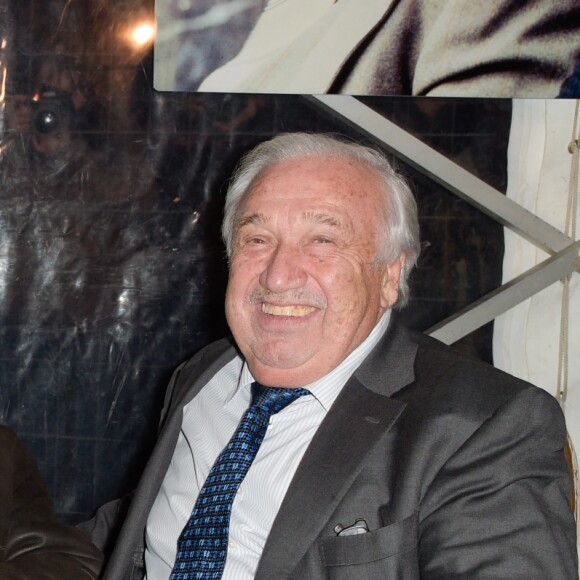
[305,309,391,411]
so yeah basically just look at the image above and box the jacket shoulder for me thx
[180,336,238,372]
[159,337,238,423]
[404,329,557,425]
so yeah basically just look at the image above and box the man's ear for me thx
[380,254,405,309]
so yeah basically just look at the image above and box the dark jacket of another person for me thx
[0,425,102,579]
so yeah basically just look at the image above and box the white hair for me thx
[222,132,421,308]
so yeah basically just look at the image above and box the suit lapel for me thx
[237,0,399,93]
[255,321,418,579]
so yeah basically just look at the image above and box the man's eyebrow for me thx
[234,212,345,234]
[304,212,344,228]
[235,213,266,230]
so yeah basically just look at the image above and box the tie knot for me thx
[251,382,309,417]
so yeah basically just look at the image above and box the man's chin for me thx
[248,352,319,388]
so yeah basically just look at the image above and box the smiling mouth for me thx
[262,303,317,317]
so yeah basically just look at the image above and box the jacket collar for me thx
[354,317,418,397]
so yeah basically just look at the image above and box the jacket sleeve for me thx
[0,427,103,579]
[418,387,578,579]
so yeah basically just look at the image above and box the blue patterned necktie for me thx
[170,382,309,580]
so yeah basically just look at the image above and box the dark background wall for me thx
[0,0,510,523]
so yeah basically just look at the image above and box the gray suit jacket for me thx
[219,0,579,97]
[98,322,577,579]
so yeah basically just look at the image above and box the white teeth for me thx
[262,303,316,317]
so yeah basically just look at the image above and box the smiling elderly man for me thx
[97,133,577,579]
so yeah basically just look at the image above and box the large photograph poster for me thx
[154,0,580,97]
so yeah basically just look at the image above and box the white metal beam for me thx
[426,240,580,344]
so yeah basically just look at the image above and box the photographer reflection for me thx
[0,53,111,200]
[30,84,76,159]
[19,85,106,199]
[27,52,91,166]
[0,81,84,179]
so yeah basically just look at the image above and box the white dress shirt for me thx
[144,310,391,579]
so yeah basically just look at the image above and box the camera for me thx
[31,85,75,135]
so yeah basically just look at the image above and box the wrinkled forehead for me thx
[234,157,388,249]
[242,155,388,209]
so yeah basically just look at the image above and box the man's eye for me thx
[312,237,332,244]
[248,237,266,244]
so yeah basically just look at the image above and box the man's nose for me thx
[259,243,307,292]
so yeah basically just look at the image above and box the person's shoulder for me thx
[0,424,19,450]
[390,328,564,452]
[414,330,526,387]
[405,328,554,417]
[0,423,15,439]
[180,336,238,372]
[169,336,238,395]
[158,336,239,424]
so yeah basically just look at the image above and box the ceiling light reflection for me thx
[129,21,156,49]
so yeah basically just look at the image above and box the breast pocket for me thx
[320,512,419,580]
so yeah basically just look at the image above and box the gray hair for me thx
[222,132,420,308]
